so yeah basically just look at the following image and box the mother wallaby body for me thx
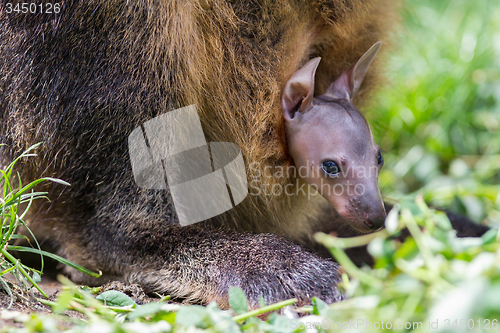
[0,0,396,307]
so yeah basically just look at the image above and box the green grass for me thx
[373,0,500,224]
[2,0,500,331]
[0,143,101,306]
[3,201,500,332]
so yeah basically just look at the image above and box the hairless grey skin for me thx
[282,42,387,232]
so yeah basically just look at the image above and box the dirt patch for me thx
[0,275,163,328]
[0,278,53,328]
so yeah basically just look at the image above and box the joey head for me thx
[282,42,386,232]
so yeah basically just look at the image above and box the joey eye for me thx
[377,150,384,166]
[322,160,340,176]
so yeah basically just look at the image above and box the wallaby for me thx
[1,0,486,310]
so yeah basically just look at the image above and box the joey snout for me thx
[346,193,386,231]
[322,180,386,232]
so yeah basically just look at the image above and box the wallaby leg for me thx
[443,211,490,237]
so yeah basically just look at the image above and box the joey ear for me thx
[282,57,321,120]
[326,41,382,100]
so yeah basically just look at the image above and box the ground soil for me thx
[0,275,157,329]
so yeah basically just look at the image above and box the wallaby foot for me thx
[125,232,345,308]
[62,226,345,309]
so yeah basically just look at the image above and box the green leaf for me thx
[385,206,400,234]
[52,290,73,313]
[259,295,266,308]
[400,199,423,217]
[395,237,419,260]
[127,301,164,320]
[32,271,41,283]
[311,297,329,316]
[241,317,261,331]
[267,312,293,331]
[228,287,248,314]
[96,290,136,307]
[43,177,71,187]
[481,228,498,245]
[176,305,209,328]
[206,302,241,333]
[9,234,28,240]
[433,211,452,231]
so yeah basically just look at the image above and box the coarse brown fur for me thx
[0,0,397,307]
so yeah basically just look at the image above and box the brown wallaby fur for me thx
[0,0,398,308]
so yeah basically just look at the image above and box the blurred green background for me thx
[372,0,500,226]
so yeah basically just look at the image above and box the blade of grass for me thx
[18,216,45,273]
[0,248,48,298]
[7,246,102,277]
[232,298,297,323]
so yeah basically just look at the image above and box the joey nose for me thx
[364,213,385,230]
